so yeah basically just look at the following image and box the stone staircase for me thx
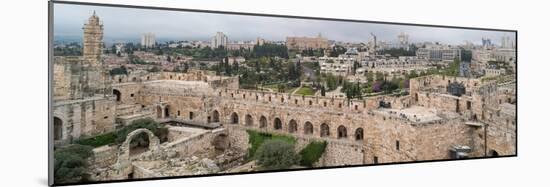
[115,103,155,126]
[115,104,142,116]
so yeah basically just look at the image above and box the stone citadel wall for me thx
[54,64,516,166]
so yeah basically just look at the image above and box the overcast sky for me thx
[54,3,515,45]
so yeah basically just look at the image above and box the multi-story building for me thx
[319,56,355,76]
[398,32,409,46]
[493,48,516,64]
[226,41,255,50]
[501,35,515,49]
[416,45,461,62]
[286,33,329,50]
[482,37,493,49]
[141,33,156,48]
[210,32,229,48]
[484,68,506,77]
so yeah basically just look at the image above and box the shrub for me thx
[109,66,128,75]
[74,132,117,147]
[54,144,94,184]
[255,139,299,170]
[299,141,327,167]
[246,130,295,159]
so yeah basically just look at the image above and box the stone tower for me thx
[82,11,103,66]
[80,11,110,97]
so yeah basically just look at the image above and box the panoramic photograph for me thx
[51,2,517,185]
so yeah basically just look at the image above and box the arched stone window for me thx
[231,112,239,124]
[260,116,267,128]
[113,89,121,102]
[355,128,364,140]
[274,118,282,130]
[212,110,220,122]
[245,114,253,126]
[337,125,347,139]
[304,122,313,135]
[289,120,297,133]
[320,123,330,137]
[164,106,170,117]
[53,117,63,141]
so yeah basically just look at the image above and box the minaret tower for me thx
[82,11,104,66]
[80,11,110,96]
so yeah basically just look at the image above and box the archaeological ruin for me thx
[51,12,516,183]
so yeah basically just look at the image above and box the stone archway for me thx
[231,112,239,124]
[113,89,121,102]
[117,128,160,164]
[337,125,347,139]
[259,116,267,128]
[288,119,297,133]
[274,118,282,130]
[355,128,364,141]
[245,114,253,126]
[304,121,313,135]
[212,110,220,123]
[164,106,170,118]
[53,117,63,141]
[320,123,330,137]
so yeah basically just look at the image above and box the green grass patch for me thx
[299,141,327,167]
[246,129,296,159]
[74,132,117,147]
[295,86,315,96]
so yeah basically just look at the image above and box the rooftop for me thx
[375,106,445,123]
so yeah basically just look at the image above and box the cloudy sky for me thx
[54,3,515,45]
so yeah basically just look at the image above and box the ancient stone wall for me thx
[482,107,516,156]
[90,145,118,168]
[132,162,161,178]
[53,56,85,100]
[111,82,143,104]
[318,140,364,166]
[53,96,116,142]
[163,128,229,158]
[413,118,480,160]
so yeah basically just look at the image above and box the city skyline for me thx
[54,4,515,45]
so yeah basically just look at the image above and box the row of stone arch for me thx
[217,110,364,141]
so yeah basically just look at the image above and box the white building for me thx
[501,35,515,49]
[416,45,461,62]
[319,56,355,76]
[210,32,229,48]
[398,32,409,46]
[223,56,246,65]
[484,68,506,77]
[141,33,156,48]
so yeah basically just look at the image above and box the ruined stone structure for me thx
[53,13,516,182]
[53,12,114,145]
